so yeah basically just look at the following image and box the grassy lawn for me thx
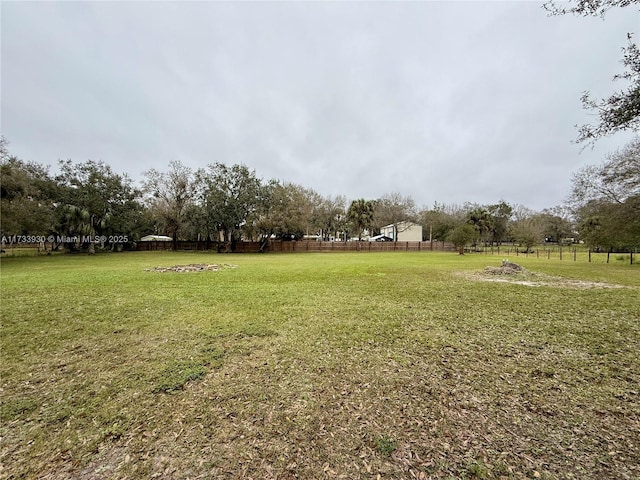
[1,251,638,479]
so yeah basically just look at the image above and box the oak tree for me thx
[569,137,640,249]
[143,160,196,250]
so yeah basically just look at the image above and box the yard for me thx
[1,251,638,479]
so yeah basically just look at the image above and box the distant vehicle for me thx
[368,235,394,242]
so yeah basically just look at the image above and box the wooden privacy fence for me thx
[135,241,261,252]
[136,240,457,253]
[268,240,457,252]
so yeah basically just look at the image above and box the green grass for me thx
[375,434,398,457]
[1,251,638,479]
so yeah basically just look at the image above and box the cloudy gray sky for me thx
[2,1,638,211]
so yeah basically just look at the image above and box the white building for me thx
[380,222,423,242]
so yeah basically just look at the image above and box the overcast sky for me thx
[2,1,638,211]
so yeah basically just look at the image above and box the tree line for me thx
[1,136,637,254]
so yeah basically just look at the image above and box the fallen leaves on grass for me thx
[4,252,639,480]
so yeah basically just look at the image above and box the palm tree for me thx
[60,204,110,253]
[347,199,375,241]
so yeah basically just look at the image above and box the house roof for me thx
[140,235,173,241]
[381,221,420,229]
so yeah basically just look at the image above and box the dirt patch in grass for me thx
[463,261,627,289]
[484,260,525,275]
[144,263,237,273]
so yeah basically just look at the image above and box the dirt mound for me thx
[462,260,627,289]
[145,264,237,273]
[483,260,525,275]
